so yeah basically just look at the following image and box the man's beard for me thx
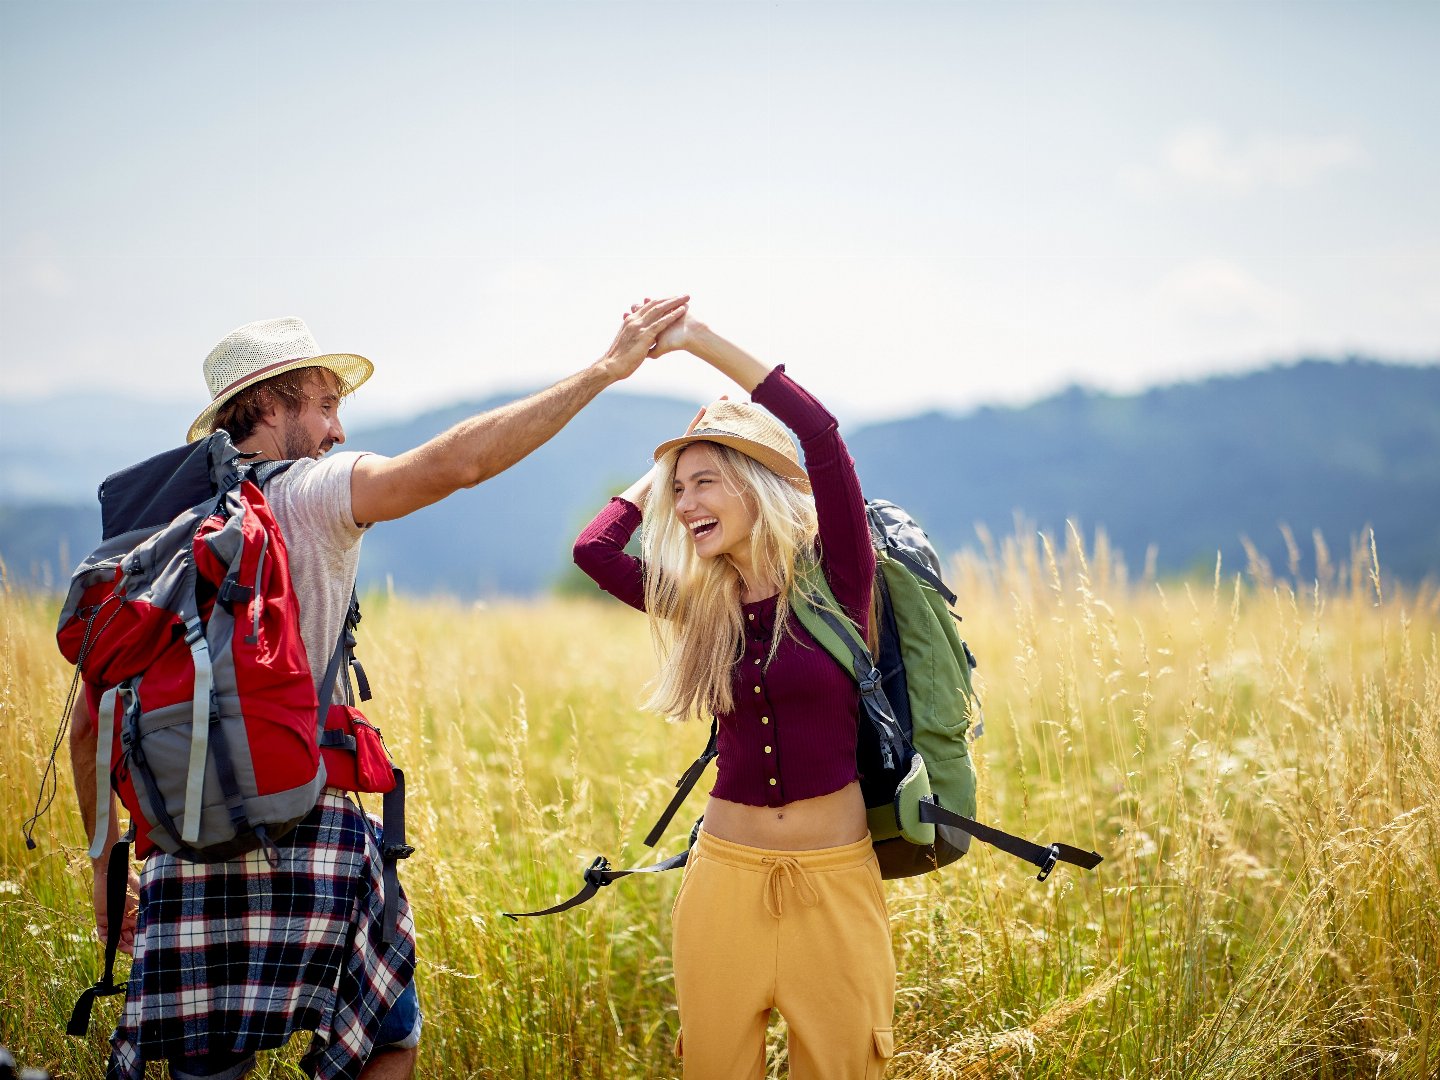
[283,425,326,460]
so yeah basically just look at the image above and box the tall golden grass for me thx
[1,526,1437,1078]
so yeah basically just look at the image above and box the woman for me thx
[573,308,895,1079]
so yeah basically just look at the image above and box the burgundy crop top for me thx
[573,366,875,808]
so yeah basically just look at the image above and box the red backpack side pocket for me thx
[321,704,397,794]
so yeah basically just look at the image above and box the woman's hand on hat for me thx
[685,397,727,435]
[603,296,689,379]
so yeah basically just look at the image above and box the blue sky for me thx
[1,0,1436,430]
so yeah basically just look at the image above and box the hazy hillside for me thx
[2,358,1436,595]
[849,358,1440,585]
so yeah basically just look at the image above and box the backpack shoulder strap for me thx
[789,561,906,770]
[789,563,864,670]
[642,718,717,847]
[251,458,297,489]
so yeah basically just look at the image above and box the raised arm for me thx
[657,314,874,630]
[665,320,771,393]
[752,368,874,632]
[350,296,687,524]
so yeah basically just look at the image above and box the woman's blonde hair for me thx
[641,441,820,719]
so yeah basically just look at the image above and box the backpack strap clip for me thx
[217,578,254,607]
[504,846,693,920]
[583,856,616,891]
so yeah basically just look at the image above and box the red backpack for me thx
[53,437,328,862]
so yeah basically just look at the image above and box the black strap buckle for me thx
[582,856,614,889]
[217,578,254,606]
[1036,844,1061,882]
[382,842,416,862]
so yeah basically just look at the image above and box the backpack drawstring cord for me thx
[24,596,126,848]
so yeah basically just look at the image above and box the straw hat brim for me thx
[187,353,374,443]
[653,432,812,493]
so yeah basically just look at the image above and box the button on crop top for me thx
[573,366,875,808]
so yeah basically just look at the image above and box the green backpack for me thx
[792,500,1105,881]
[789,499,981,878]
[505,500,1101,920]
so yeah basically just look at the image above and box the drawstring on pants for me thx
[761,855,820,918]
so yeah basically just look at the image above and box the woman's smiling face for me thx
[672,443,759,561]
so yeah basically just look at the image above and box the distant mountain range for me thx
[2,358,1437,596]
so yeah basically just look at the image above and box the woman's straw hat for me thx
[653,399,811,492]
[187,316,373,443]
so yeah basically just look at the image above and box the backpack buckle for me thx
[218,578,254,607]
[583,856,614,889]
[382,842,416,862]
[1036,844,1061,882]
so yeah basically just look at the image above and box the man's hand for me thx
[601,296,689,379]
[93,859,141,955]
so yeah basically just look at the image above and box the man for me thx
[69,298,687,1079]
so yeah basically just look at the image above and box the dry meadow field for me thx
[2,528,1437,1078]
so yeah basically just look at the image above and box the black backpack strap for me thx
[316,590,368,734]
[378,770,414,944]
[918,801,1103,881]
[502,848,692,920]
[67,837,133,1036]
[250,458,297,489]
[642,719,718,847]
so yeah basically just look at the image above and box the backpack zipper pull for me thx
[245,530,270,645]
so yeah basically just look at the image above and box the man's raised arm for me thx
[350,295,686,525]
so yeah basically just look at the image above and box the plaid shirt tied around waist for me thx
[107,790,416,1080]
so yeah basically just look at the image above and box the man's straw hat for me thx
[187,316,373,443]
[653,399,810,492]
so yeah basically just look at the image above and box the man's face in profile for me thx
[283,370,346,460]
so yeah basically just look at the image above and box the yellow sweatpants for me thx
[670,829,896,1079]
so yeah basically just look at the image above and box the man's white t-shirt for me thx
[261,451,371,700]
